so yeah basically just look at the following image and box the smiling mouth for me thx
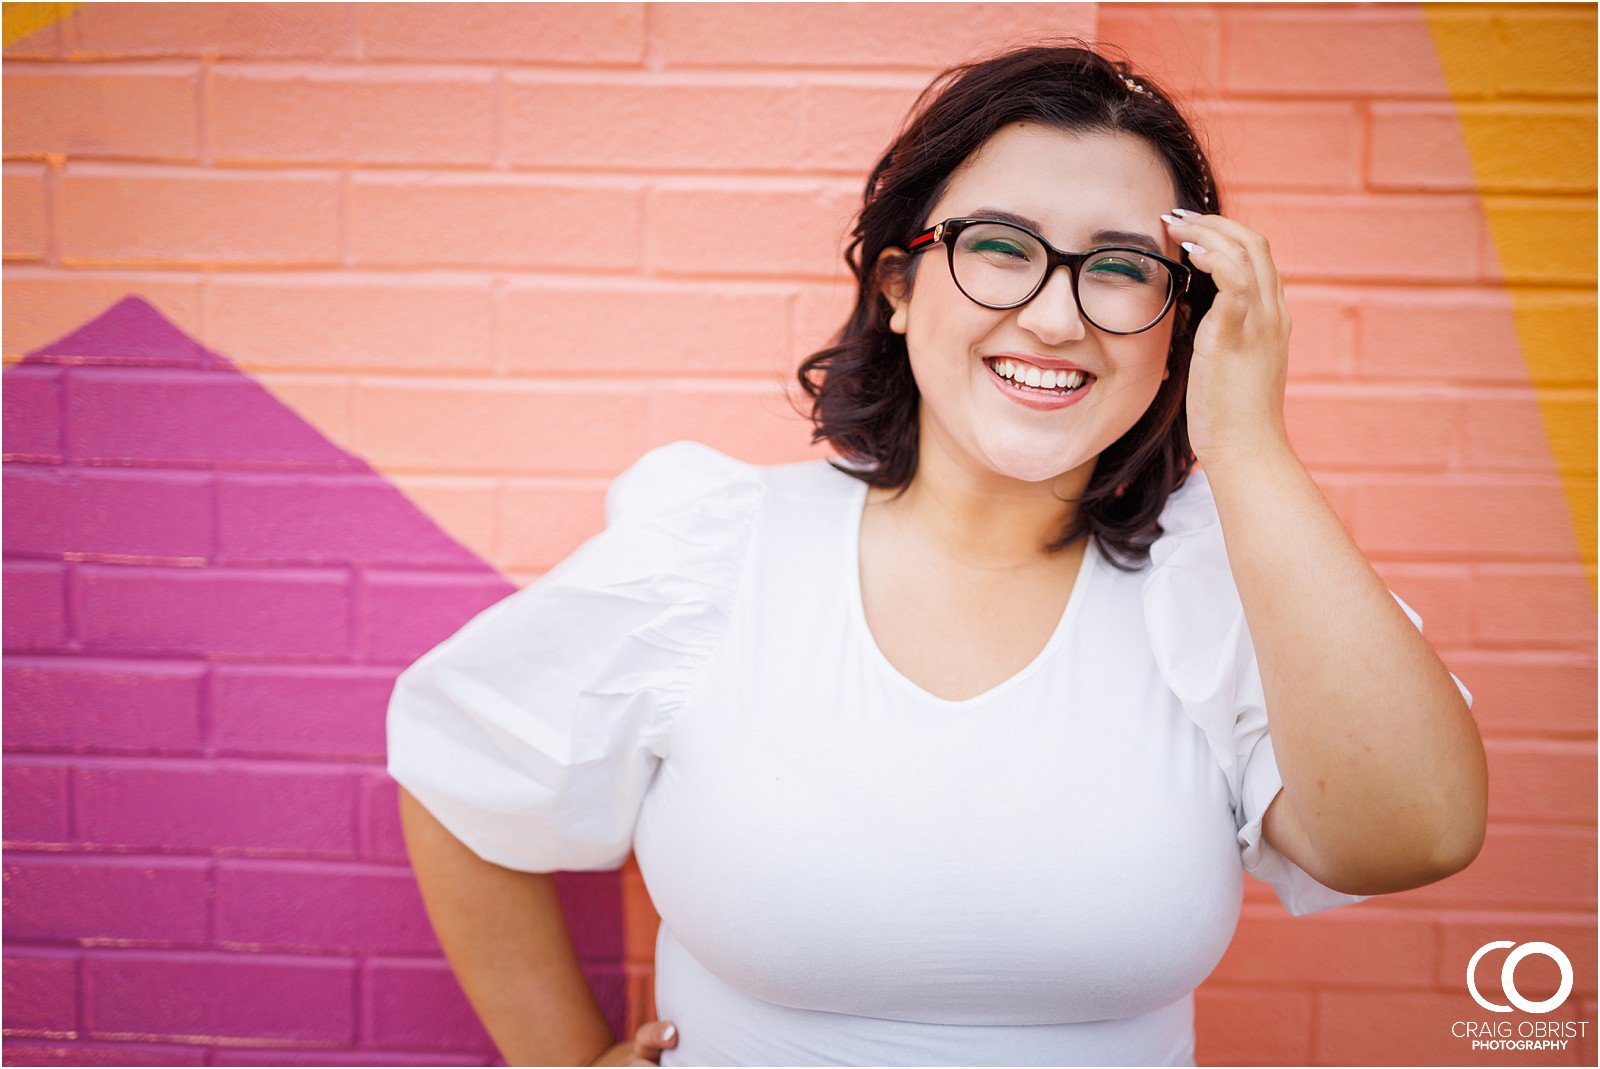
[983,357,1095,395]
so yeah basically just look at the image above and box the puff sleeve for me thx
[385,440,765,872]
[1142,468,1474,917]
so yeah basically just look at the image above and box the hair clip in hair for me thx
[1118,73,1150,96]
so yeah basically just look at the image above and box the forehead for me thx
[936,123,1178,249]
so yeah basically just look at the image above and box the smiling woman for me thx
[387,36,1486,1069]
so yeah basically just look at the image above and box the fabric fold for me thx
[1140,467,1473,916]
[386,440,766,872]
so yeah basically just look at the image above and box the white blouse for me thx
[387,440,1473,1067]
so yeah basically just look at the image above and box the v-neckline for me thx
[846,475,1098,711]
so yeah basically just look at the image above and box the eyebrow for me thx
[967,206,1166,256]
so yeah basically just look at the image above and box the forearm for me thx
[1202,440,1488,885]
[398,789,616,1067]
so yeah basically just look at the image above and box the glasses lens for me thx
[1078,248,1175,332]
[950,222,1175,332]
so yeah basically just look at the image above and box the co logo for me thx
[1467,941,1574,1014]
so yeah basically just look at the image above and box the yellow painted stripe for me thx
[1425,2,1598,593]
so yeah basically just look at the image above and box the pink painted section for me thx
[2,297,629,1063]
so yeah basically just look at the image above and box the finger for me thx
[633,1022,677,1055]
[1171,210,1281,299]
[1176,234,1256,321]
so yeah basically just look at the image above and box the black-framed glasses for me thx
[905,217,1191,335]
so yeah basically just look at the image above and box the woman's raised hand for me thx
[590,1020,679,1066]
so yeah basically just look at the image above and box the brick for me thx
[1192,100,1361,191]
[1365,565,1473,646]
[362,959,494,1053]
[648,183,860,278]
[1193,986,1313,1067]
[1494,11,1597,98]
[1223,9,1493,98]
[1473,567,1596,648]
[3,657,205,754]
[3,276,203,363]
[2,953,77,1033]
[798,82,928,173]
[1396,826,1594,909]
[0,1043,207,1066]
[1319,986,1591,1064]
[213,68,495,166]
[2,762,71,844]
[63,2,358,60]
[3,467,214,560]
[497,480,604,573]
[58,170,339,267]
[359,1,645,62]
[251,372,353,442]
[3,70,198,161]
[2,856,209,944]
[1213,909,1435,988]
[644,386,814,464]
[1225,192,1482,283]
[215,861,437,953]
[4,169,47,260]
[1349,478,1579,561]
[359,572,509,665]
[66,366,356,468]
[212,1051,483,1067]
[498,282,792,376]
[1091,5,1222,102]
[77,566,352,660]
[3,364,64,458]
[1459,391,1596,475]
[216,473,480,568]
[206,278,493,373]
[1482,197,1597,286]
[1352,291,1528,385]
[83,952,355,1043]
[3,563,69,651]
[349,176,643,269]
[3,8,61,57]
[1438,915,1597,1000]
[1504,294,1593,390]
[1282,387,1457,470]
[388,476,498,569]
[1371,103,1596,194]
[1491,739,1593,825]
[351,380,651,475]
[505,78,805,171]
[74,761,360,855]
[653,3,1093,68]
[360,775,407,862]
[210,664,395,759]
[1443,652,1594,738]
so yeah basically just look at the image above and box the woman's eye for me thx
[1089,259,1151,281]
[971,240,1029,259]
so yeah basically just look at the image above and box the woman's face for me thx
[879,122,1183,486]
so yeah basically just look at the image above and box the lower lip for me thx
[984,361,1094,410]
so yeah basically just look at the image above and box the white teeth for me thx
[991,360,1088,392]
[1024,366,1043,387]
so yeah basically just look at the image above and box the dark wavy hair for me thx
[794,38,1221,573]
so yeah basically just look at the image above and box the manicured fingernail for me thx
[1181,241,1207,255]
[1160,213,1185,226]
[662,1024,676,1042]
[1172,207,1198,217]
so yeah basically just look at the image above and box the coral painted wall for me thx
[4,3,1594,1066]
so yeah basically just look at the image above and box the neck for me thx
[870,424,1094,573]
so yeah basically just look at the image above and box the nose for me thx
[1014,263,1088,343]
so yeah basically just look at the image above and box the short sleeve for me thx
[1141,468,1474,917]
[386,440,765,873]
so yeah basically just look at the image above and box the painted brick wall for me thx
[3,3,1595,1066]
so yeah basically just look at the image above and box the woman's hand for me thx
[1161,207,1293,469]
[590,1020,679,1066]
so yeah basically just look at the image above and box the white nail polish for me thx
[663,1024,676,1041]
[1181,241,1207,255]
[1160,213,1184,226]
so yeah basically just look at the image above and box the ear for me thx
[874,246,911,335]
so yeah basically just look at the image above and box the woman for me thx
[387,40,1487,1067]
